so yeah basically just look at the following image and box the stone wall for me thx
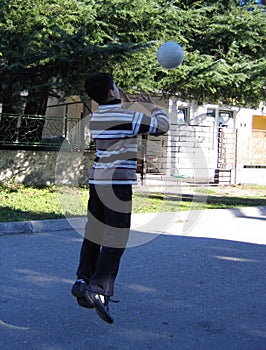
[0,150,94,185]
[1,127,265,186]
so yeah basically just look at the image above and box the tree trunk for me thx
[0,90,20,142]
[19,89,49,143]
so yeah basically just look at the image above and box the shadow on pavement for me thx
[229,206,266,221]
[0,229,265,350]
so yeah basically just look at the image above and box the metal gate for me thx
[215,127,237,184]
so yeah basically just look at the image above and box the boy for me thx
[71,72,170,324]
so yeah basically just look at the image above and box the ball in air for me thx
[157,41,184,69]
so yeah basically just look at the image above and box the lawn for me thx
[0,182,265,222]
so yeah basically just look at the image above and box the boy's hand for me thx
[120,89,132,103]
[120,90,158,113]
[120,90,155,105]
[135,92,157,113]
[136,93,155,106]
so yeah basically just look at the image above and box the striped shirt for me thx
[89,100,170,185]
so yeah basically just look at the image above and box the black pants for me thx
[76,184,132,296]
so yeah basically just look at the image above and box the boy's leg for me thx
[88,185,132,297]
[75,184,105,282]
[76,234,101,284]
[72,185,105,306]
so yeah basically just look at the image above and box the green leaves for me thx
[148,0,266,107]
[0,0,265,113]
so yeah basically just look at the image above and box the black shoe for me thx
[84,290,113,324]
[71,280,94,309]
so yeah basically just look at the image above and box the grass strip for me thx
[0,183,265,222]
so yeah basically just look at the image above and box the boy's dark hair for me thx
[84,72,114,104]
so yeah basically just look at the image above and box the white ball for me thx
[157,41,184,69]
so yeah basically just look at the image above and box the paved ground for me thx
[1,207,266,350]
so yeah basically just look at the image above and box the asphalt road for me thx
[1,208,266,350]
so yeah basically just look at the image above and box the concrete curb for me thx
[0,217,86,236]
[0,206,265,237]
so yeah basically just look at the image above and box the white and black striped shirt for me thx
[89,100,170,185]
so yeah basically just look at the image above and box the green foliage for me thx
[153,1,266,106]
[0,0,265,112]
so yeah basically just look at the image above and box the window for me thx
[206,109,216,118]
[206,108,234,128]
[218,110,233,127]
[177,107,188,124]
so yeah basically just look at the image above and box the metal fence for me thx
[0,113,91,150]
[217,127,237,170]
[237,129,266,166]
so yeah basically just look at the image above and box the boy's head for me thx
[84,72,120,104]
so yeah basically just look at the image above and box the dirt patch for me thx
[206,185,266,198]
